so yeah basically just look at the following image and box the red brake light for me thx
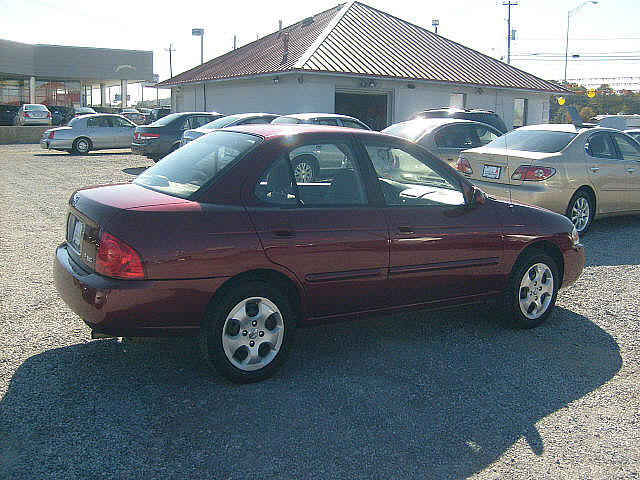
[138,132,160,139]
[95,232,144,279]
[511,166,556,181]
[48,130,54,139]
[47,112,51,118]
[456,156,473,174]
[23,112,30,118]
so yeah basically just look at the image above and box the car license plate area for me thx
[68,214,85,255]
[482,165,501,179]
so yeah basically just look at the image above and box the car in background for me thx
[271,113,371,181]
[47,106,71,126]
[121,110,146,125]
[181,113,279,145]
[456,124,640,234]
[15,104,52,126]
[138,108,153,124]
[271,112,371,130]
[0,104,19,126]
[54,124,584,383]
[624,129,640,143]
[411,108,508,134]
[66,106,97,123]
[132,112,224,161]
[382,118,502,166]
[151,106,171,122]
[40,113,136,154]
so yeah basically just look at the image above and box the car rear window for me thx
[201,115,241,130]
[25,104,48,111]
[271,116,302,124]
[485,129,577,153]
[134,131,262,199]
[382,122,429,142]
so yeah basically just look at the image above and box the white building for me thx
[158,2,566,130]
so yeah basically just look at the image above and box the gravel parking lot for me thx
[1,144,639,479]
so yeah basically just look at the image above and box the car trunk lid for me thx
[459,147,555,186]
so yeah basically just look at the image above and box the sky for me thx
[1,0,638,103]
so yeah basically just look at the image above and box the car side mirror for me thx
[466,185,485,207]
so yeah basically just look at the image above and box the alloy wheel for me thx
[518,263,554,320]
[570,196,590,233]
[293,162,314,183]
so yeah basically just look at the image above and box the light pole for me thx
[192,28,204,64]
[564,1,598,83]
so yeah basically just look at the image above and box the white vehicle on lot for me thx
[457,124,640,234]
[15,104,52,126]
[595,114,640,131]
[40,114,136,154]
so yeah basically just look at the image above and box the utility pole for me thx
[165,43,175,78]
[503,1,518,64]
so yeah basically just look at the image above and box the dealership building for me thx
[158,1,567,130]
[0,39,154,108]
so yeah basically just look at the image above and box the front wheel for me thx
[199,280,296,383]
[291,155,317,183]
[501,251,559,328]
[566,190,594,235]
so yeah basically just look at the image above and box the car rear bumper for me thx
[40,138,72,149]
[54,243,229,336]
[22,118,52,125]
[131,140,168,158]
[472,179,570,215]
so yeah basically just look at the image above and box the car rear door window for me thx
[612,134,640,161]
[434,125,477,149]
[474,125,500,145]
[586,133,617,159]
[86,116,109,128]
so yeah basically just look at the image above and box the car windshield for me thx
[382,122,430,141]
[201,115,243,130]
[151,112,185,126]
[485,129,577,153]
[271,116,302,124]
[134,131,262,199]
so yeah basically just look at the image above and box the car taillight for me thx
[47,112,51,118]
[138,132,160,139]
[511,166,556,181]
[23,112,30,118]
[456,156,473,174]
[95,232,144,279]
[48,130,54,139]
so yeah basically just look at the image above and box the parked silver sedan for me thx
[40,114,136,154]
[382,118,502,167]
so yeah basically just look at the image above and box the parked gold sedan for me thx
[457,124,640,233]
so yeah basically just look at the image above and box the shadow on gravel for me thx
[0,306,621,479]
[33,151,132,157]
[122,166,148,175]
[582,215,640,267]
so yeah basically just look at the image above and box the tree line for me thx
[549,83,640,123]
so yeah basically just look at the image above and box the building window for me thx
[449,93,465,109]
[0,79,29,105]
[34,80,81,107]
[514,98,528,128]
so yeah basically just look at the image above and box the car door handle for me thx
[272,228,295,237]
[590,166,600,172]
[397,225,414,234]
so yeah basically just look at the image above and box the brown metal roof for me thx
[158,1,566,94]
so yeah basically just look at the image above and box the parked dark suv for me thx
[411,108,508,134]
[132,112,224,161]
[47,106,71,126]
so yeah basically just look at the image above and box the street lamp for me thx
[192,28,204,65]
[564,1,598,83]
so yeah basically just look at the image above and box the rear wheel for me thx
[198,280,296,383]
[566,190,594,235]
[72,137,92,154]
[501,251,559,328]
[292,155,318,183]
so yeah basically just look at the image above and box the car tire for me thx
[500,250,559,329]
[565,189,594,235]
[72,137,92,154]
[198,280,296,383]
[291,155,318,183]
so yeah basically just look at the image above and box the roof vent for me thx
[301,16,314,27]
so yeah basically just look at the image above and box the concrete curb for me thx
[0,126,50,144]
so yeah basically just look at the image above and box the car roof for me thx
[275,113,362,121]
[517,124,622,134]
[222,123,395,140]
[386,117,497,132]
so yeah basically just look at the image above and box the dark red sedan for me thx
[55,125,585,383]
